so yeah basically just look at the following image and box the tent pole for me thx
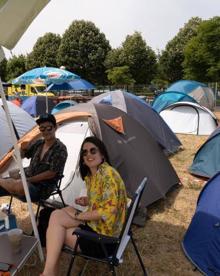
[0,77,44,262]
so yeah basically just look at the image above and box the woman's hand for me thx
[75,196,88,206]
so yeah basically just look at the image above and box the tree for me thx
[106,66,135,86]
[184,16,220,82]
[104,48,124,69]
[122,32,157,84]
[159,17,202,82]
[6,55,26,81]
[0,58,7,81]
[57,20,111,84]
[26,33,61,69]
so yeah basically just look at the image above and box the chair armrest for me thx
[73,229,119,244]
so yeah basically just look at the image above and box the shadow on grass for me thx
[17,216,200,276]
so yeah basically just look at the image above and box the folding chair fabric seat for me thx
[63,177,148,276]
[9,174,66,221]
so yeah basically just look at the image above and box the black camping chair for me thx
[9,174,66,221]
[63,177,148,276]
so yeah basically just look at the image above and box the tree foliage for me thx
[159,17,202,82]
[121,32,157,84]
[105,32,157,84]
[57,20,111,84]
[184,16,220,82]
[0,58,7,81]
[6,55,26,81]
[106,66,135,85]
[104,48,124,69]
[26,33,61,69]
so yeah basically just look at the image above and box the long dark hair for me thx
[79,136,111,180]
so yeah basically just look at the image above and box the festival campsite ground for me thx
[1,110,219,275]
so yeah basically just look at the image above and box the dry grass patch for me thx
[0,131,211,275]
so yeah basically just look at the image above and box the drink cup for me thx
[8,228,23,253]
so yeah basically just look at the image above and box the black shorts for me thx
[77,224,117,258]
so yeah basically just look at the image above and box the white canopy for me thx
[0,0,50,50]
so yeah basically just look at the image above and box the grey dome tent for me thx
[0,99,36,160]
[189,126,220,178]
[91,90,181,154]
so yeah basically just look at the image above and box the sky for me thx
[3,0,220,59]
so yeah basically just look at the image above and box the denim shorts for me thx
[17,183,42,202]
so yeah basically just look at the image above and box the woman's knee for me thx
[49,209,64,224]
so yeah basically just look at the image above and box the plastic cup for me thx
[8,228,23,253]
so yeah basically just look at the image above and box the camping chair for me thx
[8,174,66,222]
[63,177,148,276]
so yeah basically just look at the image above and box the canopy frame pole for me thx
[0,77,44,262]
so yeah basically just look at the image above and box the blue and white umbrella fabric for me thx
[12,67,80,85]
[47,78,95,91]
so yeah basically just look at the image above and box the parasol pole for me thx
[0,78,44,262]
[46,90,48,113]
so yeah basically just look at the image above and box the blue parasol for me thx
[46,78,95,91]
[12,67,80,85]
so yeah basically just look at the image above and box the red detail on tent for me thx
[103,116,125,134]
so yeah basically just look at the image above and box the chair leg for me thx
[35,202,41,222]
[59,192,66,207]
[79,260,89,276]
[130,234,148,276]
[67,255,76,276]
[108,262,117,276]
[8,196,13,213]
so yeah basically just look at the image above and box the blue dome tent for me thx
[182,172,220,275]
[166,80,215,110]
[51,100,77,114]
[189,126,220,178]
[152,91,197,113]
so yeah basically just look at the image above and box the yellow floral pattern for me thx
[85,162,127,237]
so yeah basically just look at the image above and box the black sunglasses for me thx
[82,147,99,157]
[39,125,54,132]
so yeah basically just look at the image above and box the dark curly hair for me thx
[79,136,111,180]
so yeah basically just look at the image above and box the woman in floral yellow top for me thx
[42,136,127,276]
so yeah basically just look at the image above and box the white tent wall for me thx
[48,120,92,209]
[160,104,217,135]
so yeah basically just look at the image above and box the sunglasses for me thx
[39,125,54,132]
[82,147,99,157]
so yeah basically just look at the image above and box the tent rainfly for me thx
[166,80,215,110]
[0,99,36,160]
[189,126,220,178]
[90,90,181,154]
[152,91,197,113]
